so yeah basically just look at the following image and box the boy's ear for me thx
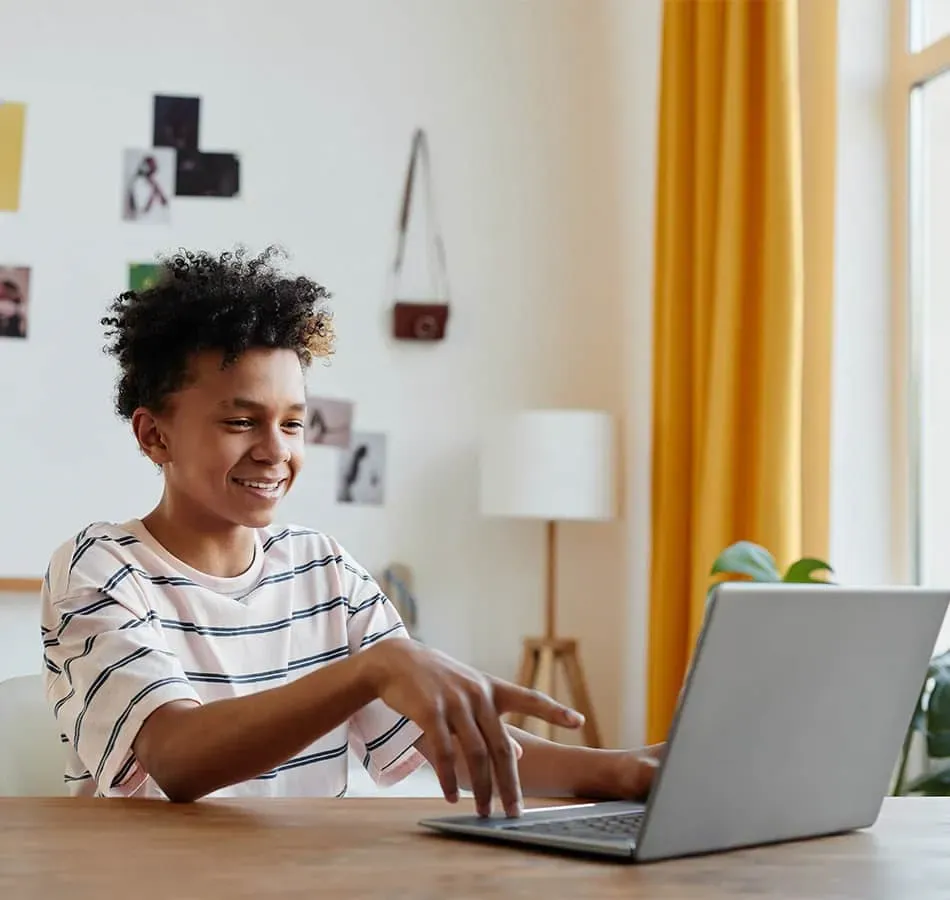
[131,407,171,465]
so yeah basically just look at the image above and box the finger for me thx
[493,681,585,729]
[450,705,494,818]
[471,695,522,818]
[424,715,460,804]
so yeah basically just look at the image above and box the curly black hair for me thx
[101,246,334,420]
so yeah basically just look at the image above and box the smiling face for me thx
[132,347,307,532]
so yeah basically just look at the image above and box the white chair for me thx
[0,674,68,796]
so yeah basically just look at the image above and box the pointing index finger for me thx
[493,682,585,729]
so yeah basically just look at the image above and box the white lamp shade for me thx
[479,409,617,521]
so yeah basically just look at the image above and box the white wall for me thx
[0,0,652,744]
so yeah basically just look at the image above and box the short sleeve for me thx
[42,584,201,797]
[342,555,426,787]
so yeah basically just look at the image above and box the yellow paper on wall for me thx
[0,102,26,212]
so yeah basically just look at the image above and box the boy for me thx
[41,247,661,818]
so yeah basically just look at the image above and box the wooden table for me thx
[2,796,950,898]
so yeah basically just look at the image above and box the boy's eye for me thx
[225,418,254,429]
[284,420,304,431]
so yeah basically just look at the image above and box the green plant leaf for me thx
[709,541,781,582]
[927,668,950,758]
[904,765,950,795]
[783,557,835,583]
[905,652,950,739]
[928,650,950,680]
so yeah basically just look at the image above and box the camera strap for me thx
[392,128,451,303]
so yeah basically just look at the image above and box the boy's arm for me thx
[132,652,378,802]
[414,726,664,816]
[133,641,581,804]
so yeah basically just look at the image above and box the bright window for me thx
[895,0,950,651]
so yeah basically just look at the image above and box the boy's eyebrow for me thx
[220,398,308,413]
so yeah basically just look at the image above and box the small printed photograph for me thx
[128,263,162,293]
[122,148,175,223]
[0,101,26,212]
[152,95,200,151]
[305,396,354,448]
[337,432,386,506]
[175,150,240,198]
[0,266,30,339]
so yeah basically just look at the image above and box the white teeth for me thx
[236,479,280,490]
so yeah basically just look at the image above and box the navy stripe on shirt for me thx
[360,623,405,649]
[110,753,138,788]
[44,606,156,652]
[364,715,412,753]
[184,645,349,685]
[348,593,384,618]
[95,676,193,785]
[53,635,101,716]
[71,646,174,747]
[74,524,94,547]
[64,772,93,783]
[160,596,347,638]
[102,563,196,594]
[46,596,122,645]
[255,742,349,780]
[71,533,140,572]
[260,527,321,553]
[235,555,343,603]
[381,743,419,773]
[98,555,356,605]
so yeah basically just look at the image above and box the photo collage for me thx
[304,395,387,507]
[1,93,242,340]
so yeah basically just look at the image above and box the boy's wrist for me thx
[568,747,654,801]
[347,644,387,704]
[569,747,626,799]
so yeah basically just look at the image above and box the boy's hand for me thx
[362,639,583,818]
[612,743,666,801]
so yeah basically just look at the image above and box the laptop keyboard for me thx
[502,810,645,841]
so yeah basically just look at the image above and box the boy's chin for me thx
[238,510,279,528]
[226,505,280,529]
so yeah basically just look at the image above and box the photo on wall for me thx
[0,266,30,339]
[305,396,354,448]
[175,150,240,198]
[152,95,200,151]
[337,432,386,506]
[0,101,26,212]
[128,263,162,293]
[122,148,175,223]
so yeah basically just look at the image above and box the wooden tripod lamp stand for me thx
[479,409,617,748]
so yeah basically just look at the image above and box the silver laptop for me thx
[419,583,949,862]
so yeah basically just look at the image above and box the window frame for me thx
[890,0,950,586]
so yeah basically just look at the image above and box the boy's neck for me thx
[141,501,257,579]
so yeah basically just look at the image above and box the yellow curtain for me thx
[646,0,811,744]
[799,0,838,563]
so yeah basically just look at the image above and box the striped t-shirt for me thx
[40,519,425,799]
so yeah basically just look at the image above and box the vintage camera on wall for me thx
[392,300,450,342]
[389,128,452,344]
